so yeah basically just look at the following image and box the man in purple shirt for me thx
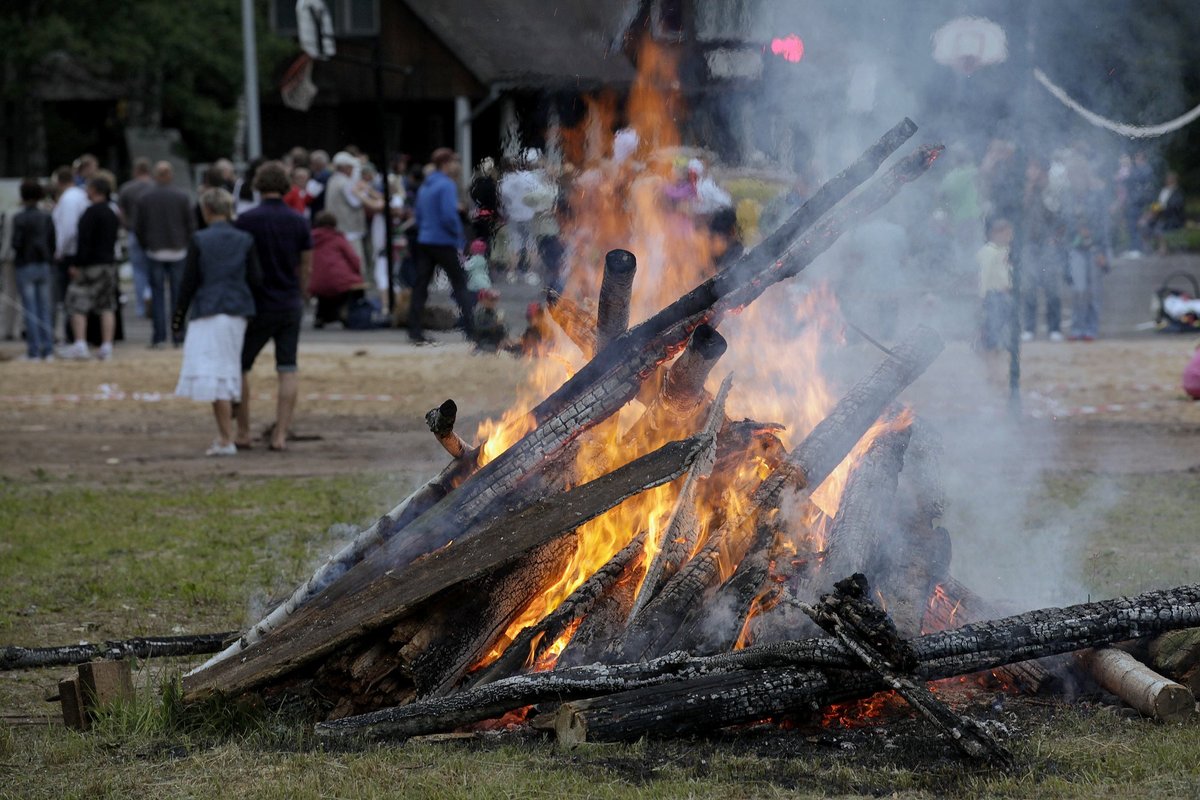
[234,161,313,451]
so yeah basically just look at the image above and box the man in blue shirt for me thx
[234,161,313,451]
[410,148,474,345]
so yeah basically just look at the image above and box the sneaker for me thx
[96,343,113,361]
[205,440,238,457]
[1048,331,1065,342]
[58,341,90,360]
[41,354,55,363]
[1020,331,1034,343]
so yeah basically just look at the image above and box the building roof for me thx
[402,0,636,89]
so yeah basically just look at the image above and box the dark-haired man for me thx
[234,161,313,451]
[60,176,119,360]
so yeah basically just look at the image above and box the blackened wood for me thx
[671,542,774,657]
[622,324,728,448]
[472,533,647,687]
[596,249,637,348]
[555,561,643,670]
[879,524,951,639]
[1,632,234,671]
[553,583,1200,744]
[426,399,468,459]
[616,326,943,661]
[801,574,1012,764]
[317,583,1200,741]
[408,536,576,697]
[1147,627,1200,679]
[182,434,713,702]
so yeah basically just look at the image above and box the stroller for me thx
[1152,271,1200,333]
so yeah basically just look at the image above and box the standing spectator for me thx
[172,188,261,456]
[193,166,228,231]
[60,176,120,360]
[499,149,554,281]
[325,151,368,269]
[51,165,89,309]
[73,154,98,186]
[10,179,57,361]
[1020,157,1064,342]
[135,161,195,348]
[410,148,474,345]
[306,150,331,215]
[284,166,313,218]
[975,217,1014,382]
[468,157,500,251]
[1062,159,1111,341]
[213,158,237,192]
[234,157,265,217]
[1140,171,1186,255]
[1124,150,1157,255]
[234,161,313,452]
[117,158,154,317]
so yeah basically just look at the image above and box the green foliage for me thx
[0,0,295,160]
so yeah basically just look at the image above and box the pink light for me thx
[770,34,804,63]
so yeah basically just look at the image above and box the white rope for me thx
[1034,67,1200,139]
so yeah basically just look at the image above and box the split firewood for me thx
[470,533,648,687]
[315,582,1200,741]
[616,326,943,661]
[800,574,1012,764]
[545,291,598,357]
[596,249,637,348]
[625,374,731,623]
[1081,647,1196,723]
[182,433,715,701]
[0,632,234,671]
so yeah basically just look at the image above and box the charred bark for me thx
[426,399,468,459]
[546,290,598,358]
[316,583,1200,741]
[1,632,234,671]
[596,249,637,348]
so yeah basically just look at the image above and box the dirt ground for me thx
[1,332,1197,483]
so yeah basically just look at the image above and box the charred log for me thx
[596,249,637,348]
[316,583,1200,741]
[426,399,468,459]
[1,632,234,671]
[546,290,598,358]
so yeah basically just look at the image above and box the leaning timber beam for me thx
[616,326,943,661]
[596,249,637,348]
[315,582,1200,741]
[182,433,715,701]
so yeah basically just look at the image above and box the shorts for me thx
[65,264,117,315]
[241,308,302,373]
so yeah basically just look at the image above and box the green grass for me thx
[2,470,1199,799]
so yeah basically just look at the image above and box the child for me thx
[976,218,1014,353]
[465,238,491,293]
[472,287,507,352]
[172,188,261,456]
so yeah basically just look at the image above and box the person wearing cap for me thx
[325,150,368,274]
[464,238,491,293]
[410,147,474,345]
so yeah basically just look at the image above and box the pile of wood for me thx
[175,118,1200,763]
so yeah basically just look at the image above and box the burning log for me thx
[470,533,647,687]
[800,574,1012,764]
[316,583,1200,741]
[547,581,1200,746]
[1,632,234,671]
[616,325,943,661]
[554,561,643,669]
[545,291,598,357]
[1081,648,1196,723]
[596,249,637,348]
[182,433,715,701]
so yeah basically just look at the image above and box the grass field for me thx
[2,467,1199,799]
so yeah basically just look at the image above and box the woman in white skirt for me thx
[172,188,261,455]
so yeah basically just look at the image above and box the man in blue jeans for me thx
[410,147,474,345]
[135,161,194,347]
[234,161,313,451]
[10,179,57,361]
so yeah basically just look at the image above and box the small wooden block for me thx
[78,659,134,711]
[58,676,89,731]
